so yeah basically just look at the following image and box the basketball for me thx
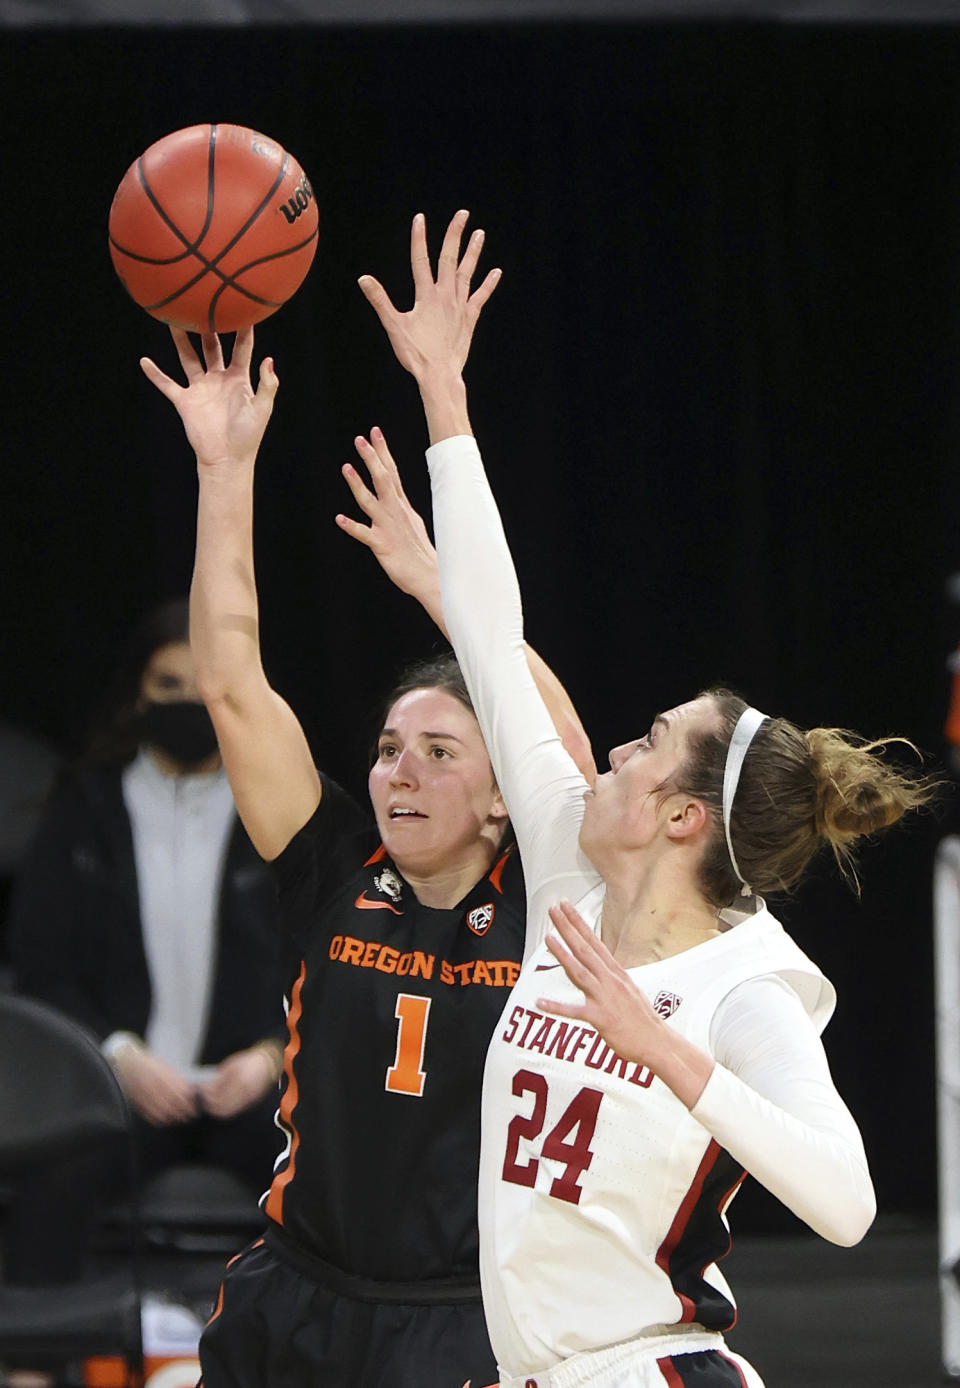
[108,123,318,333]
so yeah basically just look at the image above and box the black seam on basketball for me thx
[134,132,218,261]
[108,234,195,266]
[217,227,320,281]
[131,127,290,282]
[113,221,317,275]
[142,263,221,312]
[204,231,321,327]
[206,124,218,248]
[145,225,318,319]
[205,280,272,330]
[198,150,292,270]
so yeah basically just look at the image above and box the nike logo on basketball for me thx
[354,893,402,915]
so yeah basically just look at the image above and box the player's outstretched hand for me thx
[336,427,442,611]
[537,900,667,1067]
[537,901,715,1108]
[140,326,279,469]
[358,210,501,384]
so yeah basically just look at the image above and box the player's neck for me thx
[599,871,720,967]
[400,838,500,910]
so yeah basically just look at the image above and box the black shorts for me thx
[198,1230,498,1388]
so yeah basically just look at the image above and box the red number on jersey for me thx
[502,1069,549,1187]
[541,1086,603,1203]
[502,1068,602,1204]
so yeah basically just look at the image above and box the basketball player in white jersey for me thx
[359,210,935,1388]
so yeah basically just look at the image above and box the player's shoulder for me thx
[271,773,378,897]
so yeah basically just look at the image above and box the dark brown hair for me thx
[369,651,513,850]
[675,687,938,907]
[369,652,475,765]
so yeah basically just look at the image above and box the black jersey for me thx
[262,774,525,1283]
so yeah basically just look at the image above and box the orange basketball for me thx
[108,123,318,333]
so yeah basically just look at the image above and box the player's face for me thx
[138,641,200,705]
[579,696,719,868]
[368,687,507,875]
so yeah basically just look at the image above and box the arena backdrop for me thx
[1,19,957,1226]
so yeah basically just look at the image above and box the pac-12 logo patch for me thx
[467,902,495,936]
[653,990,682,1019]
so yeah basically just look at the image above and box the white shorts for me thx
[498,1329,765,1388]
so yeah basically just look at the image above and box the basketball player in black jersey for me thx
[141,294,593,1388]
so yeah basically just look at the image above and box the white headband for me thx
[721,706,768,896]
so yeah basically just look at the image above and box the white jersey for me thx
[427,434,875,1380]
[480,910,829,1372]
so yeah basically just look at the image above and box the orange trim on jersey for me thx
[205,1282,225,1327]
[364,843,387,866]
[488,843,513,894]
[264,961,307,1227]
[655,1138,722,1322]
[355,891,402,914]
[224,1235,263,1272]
[204,1236,265,1332]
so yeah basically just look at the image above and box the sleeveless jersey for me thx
[478,903,833,1377]
[263,774,526,1281]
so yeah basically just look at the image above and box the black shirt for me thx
[263,774,526,1282]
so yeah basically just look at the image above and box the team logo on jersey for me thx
[375,867,403,902]
[653,989,682,1019]
[467,902,495,936]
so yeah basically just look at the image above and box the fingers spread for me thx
[354,434,388,486]
[438,208,470,287]
[336,512,374,547]
[548,899,596,954]
[232,325,255,372]
[170,326,203,381]
[409,212,434,294]
[139,357,179,401]
[368,426,403,491]
[200,332,226,373]
[342,457,378,516]
[256,355,279,403]
[535,994,588,1021]
[358,274,398,324]
[456,226,485,296]
[468,266,503,319]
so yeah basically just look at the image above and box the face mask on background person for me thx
[138,700,219,767]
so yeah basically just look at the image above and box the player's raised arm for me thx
[337,425,597,785]
[141,326,321,859]
[360,214,595,945]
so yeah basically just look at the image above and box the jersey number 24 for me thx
[502,1068,603,1205]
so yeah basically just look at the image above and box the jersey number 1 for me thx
[385,993,431,1096]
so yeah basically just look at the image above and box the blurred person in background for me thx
[5,598,284,1294]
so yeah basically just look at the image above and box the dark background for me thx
[1,17,957,1232]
